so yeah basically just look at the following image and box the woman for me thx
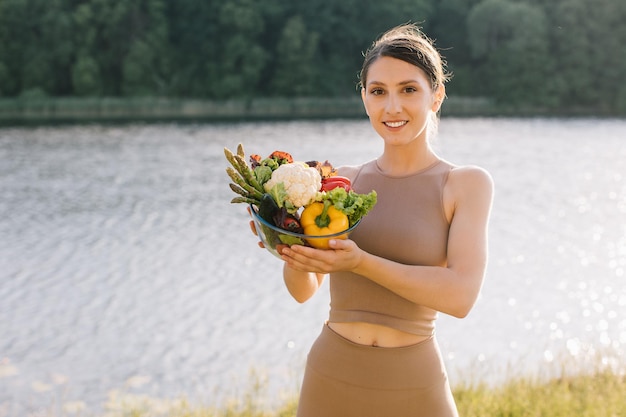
[253,24,493,417]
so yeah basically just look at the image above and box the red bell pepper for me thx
[321,176,352,192]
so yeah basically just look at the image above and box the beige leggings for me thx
[297,324,458,417]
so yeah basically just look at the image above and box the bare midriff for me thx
[328,321,431,348]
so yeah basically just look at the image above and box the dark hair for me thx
[359,24,451,91]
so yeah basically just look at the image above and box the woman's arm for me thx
[281,166,494,318]
[248,207,326,304]
[356,167,493,317]
[283,265,325,303]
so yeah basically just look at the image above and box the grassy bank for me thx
[0,96,527,126]
[0,96,363,125]
[52,367,623,417]
[453,369,625,417]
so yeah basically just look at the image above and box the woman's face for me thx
[361,56,443,148]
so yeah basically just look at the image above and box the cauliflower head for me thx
[264,162,321,210]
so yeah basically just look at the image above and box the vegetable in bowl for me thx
[263,162,321,213]
[249,203,362,258]
[225,143,377,257]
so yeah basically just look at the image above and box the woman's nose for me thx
[385,93,401,113]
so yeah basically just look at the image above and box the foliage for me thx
[269,15,318,96]
[52,367,624,417]
[454,369,626,417]
[467,0,557,107]
[0,0,624,113]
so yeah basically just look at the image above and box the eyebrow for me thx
[367,80,419,87]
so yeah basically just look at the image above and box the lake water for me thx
[1,118,625,415]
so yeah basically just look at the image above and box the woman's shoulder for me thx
[446,163,494,203]
[441,162,493,223]
[449,163,492,184]
[337,165,360,178]
[336,160,375,180]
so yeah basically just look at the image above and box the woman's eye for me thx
[370,88,384,96]
[404,86,417,93]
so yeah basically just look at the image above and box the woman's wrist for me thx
[351,248,370,276]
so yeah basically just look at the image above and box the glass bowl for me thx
[249,204,361,259]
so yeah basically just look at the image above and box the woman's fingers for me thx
[248,220,258,236]
[281,245,331,273]
[246,207,265,248]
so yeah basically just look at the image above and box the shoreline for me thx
[1,96,621,126]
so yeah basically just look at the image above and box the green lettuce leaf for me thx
[323,188,377,226]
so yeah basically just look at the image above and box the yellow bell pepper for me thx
[300,201,349,249]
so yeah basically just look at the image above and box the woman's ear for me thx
[431,84,446,113]
[361,88,369,116]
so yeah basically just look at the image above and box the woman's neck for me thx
[377,144,439,176]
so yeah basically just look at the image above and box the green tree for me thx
[429,0,483,96]
[0,0,74,96]
[71,2,102,96]
[164,0,221,97]
[21,0,74,95]
[70,0,170,96]
[71,54,101,96]
[298,0,435,96]
[0,62,10,96]
[0,0,622,111]
[120,0,171,96]
[547,0,626,112]
[467,0,556,107]
[0,0,31,96]
[270,15,318,96]
[72,0,131,95]
[213,0,268,98]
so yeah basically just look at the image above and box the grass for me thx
[0,96,368,124]
[8,353,624,416]
[98,372,299,417]
[77,366,624,417]
[454,368,625,417]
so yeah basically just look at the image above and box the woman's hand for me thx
[280,238,363,274]
[281,239,362,303]
[246,206,265,249]
[246,206,332,303]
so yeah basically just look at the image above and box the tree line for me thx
[1,0,625,114]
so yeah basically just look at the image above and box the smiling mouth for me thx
[384,121,407,128]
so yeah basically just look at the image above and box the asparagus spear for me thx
[225,167,263,201]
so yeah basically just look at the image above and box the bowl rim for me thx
[249,203,360,239]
